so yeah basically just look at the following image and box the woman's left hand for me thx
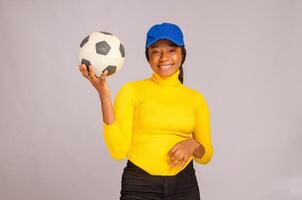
[168,139,200,169]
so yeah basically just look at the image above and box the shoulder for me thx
[119,78,150,90]
[181,85,209,109]
[118,78,150,94]
[182,85,206,100]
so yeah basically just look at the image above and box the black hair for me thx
[145,45,186,84]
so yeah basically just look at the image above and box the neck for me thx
[151,69,182,86]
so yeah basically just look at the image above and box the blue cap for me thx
[145,22,184,48]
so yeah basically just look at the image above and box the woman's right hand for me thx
[79,64,110,97]
[79,64,115,124]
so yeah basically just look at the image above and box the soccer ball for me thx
[78,31,125,77]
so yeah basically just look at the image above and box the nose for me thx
[160,50,169,61]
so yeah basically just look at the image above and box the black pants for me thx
[120,160,200,200]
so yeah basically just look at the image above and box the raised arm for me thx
[79,64,115,124]
[79,64,134,160]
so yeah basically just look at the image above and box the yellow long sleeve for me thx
[192,93,213,164]
[103,82,135,160]
[102,69,213,175]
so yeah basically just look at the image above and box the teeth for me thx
[159,65,172,69]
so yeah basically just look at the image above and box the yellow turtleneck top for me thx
[102,69,213,176]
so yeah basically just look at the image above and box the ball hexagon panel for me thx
[95,41,111,55]
[104,65,117,76]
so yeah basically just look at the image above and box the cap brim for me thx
[146,36,184,48]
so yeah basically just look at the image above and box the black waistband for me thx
[126,160,195,176]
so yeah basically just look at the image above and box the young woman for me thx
[79,22,213,200]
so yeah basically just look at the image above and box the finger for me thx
[100,70,108,80]
[80,64,87,71]
[79,65,84,74]
[170,156,181,168]
[79,64,86,74]
[80,64,90,78]
[88,65,97,79]
[168,145,179,157]
[170,151,181,162]
[178,155,188,169]
[79,64,84,73]
[169,151,182,168]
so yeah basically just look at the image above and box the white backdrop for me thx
[0,0,301,199]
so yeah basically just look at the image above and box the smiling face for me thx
[148,40,183,77]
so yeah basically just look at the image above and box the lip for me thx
[158,64,173,70]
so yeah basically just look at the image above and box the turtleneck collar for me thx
[151,69,182,86]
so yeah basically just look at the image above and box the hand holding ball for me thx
[78,32,125,77]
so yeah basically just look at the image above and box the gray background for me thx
[0,0,301,199]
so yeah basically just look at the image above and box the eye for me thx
[151,50,160,54]
[168,48,176,53]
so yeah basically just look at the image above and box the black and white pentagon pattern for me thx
[81,58,91,71]
[119,43,125,57]
[80,35,89,48]
[103,65,117,76]
[95,41,111,55]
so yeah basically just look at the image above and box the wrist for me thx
[99,91,111,99]
[192,139,205,158]
[191,139,200,152]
